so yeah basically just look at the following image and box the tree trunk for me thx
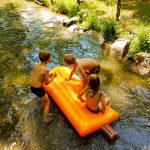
[77,0,81,5]
[116,0,121,21]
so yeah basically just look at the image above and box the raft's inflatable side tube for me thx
[44,67,120,137]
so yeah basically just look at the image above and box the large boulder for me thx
[110,38,130,59]
[128,52,150,75]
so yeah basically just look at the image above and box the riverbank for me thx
[0,1,150,149]
[30,0,150,55]
[25,0,150,75]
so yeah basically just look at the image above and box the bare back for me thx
[85,88,102,110]
[31,64,48,88]
[76,58,99,70]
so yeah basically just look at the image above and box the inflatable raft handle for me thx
[101,124,119,140]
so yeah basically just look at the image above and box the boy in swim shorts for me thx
[64,54,100,96]
[31,50,57,123]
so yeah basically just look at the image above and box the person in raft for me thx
[31,50,57,123]
[78,74,111,114]
[64,54,100,95]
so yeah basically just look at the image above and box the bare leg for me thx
[99,92,112,112]
[105,97,112,107]
[78,78,88,92]
[42,93,53,123]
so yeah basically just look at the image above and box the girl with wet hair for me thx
[78,74,111,114]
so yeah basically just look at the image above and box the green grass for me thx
[129,27,150,55]
[34,0,150,54]
[11,0,25,7]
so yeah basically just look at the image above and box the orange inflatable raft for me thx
[44,67,120,137]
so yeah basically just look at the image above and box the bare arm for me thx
[44,71,57,85]
[100,92,106,113]
[78,87,86,99]
[78,66,87,80]
[66,64,77,81]
[78,88,86,102]
[78,66,88,90]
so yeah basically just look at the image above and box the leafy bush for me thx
[129,30,150,55]
[86,13,100,32]
[85,16,118,42]
[80,21,89,30]
[43,0,51,6]
[69,4,80,17]
[12,0,24,7]
[56,1,68,14]
[99,18,118,42]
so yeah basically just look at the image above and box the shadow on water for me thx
[0,1,150,150]
[0,3,31,144]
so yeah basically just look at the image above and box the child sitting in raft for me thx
[31,50,57,123]
[78,74,111,113]
[64,54,100,96]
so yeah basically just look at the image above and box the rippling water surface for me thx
[0,1,150,150]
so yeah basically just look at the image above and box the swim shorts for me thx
[31,86,46,97]
[86,105,101,114]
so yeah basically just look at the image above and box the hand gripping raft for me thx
[43,67,120,137]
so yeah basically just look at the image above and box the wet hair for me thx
[88,74,100,92]
[39,50,50,62]
[64,54,76,65]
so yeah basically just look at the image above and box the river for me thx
[0,1,150,150]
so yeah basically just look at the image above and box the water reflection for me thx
[0,1,150,150]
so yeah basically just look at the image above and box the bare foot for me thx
[43,114,53,124]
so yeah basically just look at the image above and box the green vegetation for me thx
[69,4,80,17]
[11,0,25,7]
[129,27,150,55]
[34,0,150,55]
[99,19,118,41]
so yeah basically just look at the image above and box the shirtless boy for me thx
[64,54,100,94]
[31,50,57,123]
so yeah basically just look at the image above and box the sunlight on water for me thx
[0,142,22,150]
[0,0,150,150]
[15,75,30,87]
[57,30,76,40]
[3,75,30,88]
[100,54,149,104]
[39,9,54,22]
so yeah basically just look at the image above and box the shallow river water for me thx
[0,1,150,150]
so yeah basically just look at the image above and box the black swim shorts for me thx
[31,86,46,97]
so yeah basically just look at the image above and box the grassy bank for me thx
[35,0,150,55]
[8,0,150,55]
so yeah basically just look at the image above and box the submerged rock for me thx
[84,30,105,44]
